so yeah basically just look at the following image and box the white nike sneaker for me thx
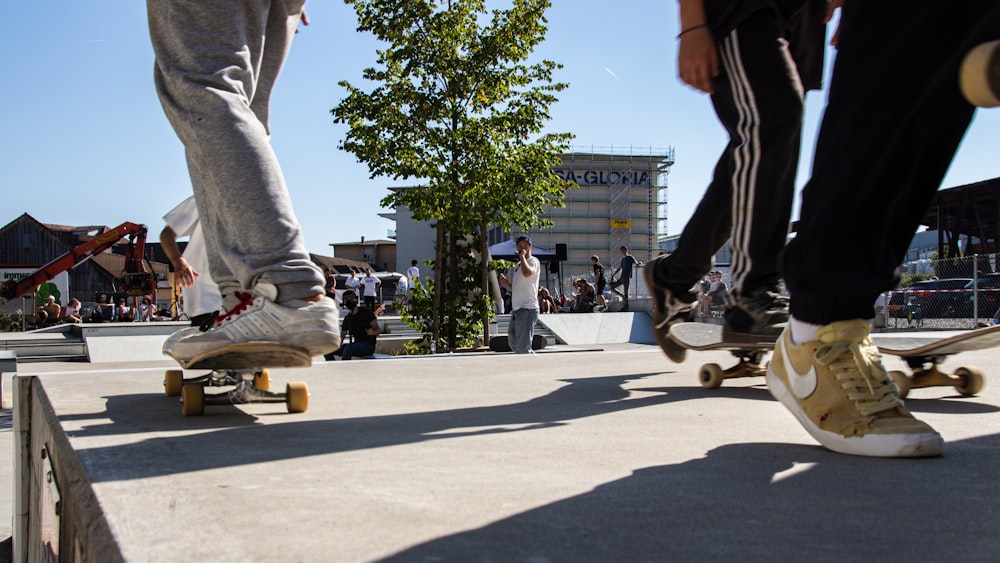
[167,283,341,362]
[767,319,943,457]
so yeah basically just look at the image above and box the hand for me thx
[296,8,310,34]
[174,258,200,288]
[677,26,718,94]
[826,0,844,48]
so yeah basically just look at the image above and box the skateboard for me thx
[667,322,780,389]
[164,343,312,416]
[670,321,998,398]
[873,326,1000,398]
[960,39,1000,108]
[488,334,548,353]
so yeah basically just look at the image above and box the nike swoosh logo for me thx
[782,338,818,399]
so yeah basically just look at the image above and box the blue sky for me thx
[2,1,998,258]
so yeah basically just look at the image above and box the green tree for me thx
[333,0,573,350]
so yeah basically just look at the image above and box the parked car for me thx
[965,274,1000,319]
[887,278,972,318]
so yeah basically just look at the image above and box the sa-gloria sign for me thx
[554,169,650,186]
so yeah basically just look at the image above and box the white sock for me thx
[789,317,821,345]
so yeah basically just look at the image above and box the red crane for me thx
[1,222,158,301]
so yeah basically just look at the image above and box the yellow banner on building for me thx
[610,219,631,229]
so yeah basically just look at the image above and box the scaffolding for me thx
[554,146,675,263]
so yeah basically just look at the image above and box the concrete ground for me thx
[3,337,1000,561]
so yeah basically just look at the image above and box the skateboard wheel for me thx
[699,363,725,390]
[954,366,984,396]
[286,382,309,413]
[254,369,271,392]
[960,40,1000,107]
[889,370,911,399]
[164,370,184,397]
[181,384,205,416]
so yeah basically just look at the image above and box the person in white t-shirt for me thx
[161,195,223,328]
[360,269,381,309]
[344,271,361,296]
[406,260,420,291]
[497,235,540,354]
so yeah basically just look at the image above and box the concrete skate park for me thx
[3,311,1000,561]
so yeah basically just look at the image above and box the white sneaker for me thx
[162,326,202,356]
[767,319,943,457]
[167,284,340,362]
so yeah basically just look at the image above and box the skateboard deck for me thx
[668,323,782,389]
[167,342,312,416]
[871,325,1000,398]
[489,334,548,353]
[179,342,312,370]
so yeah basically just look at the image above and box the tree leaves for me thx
[333,0,574,348]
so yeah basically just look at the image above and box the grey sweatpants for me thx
[147,0,324,304]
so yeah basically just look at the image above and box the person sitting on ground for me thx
[117,298,135,322]
[37,296,62,325]
[91,293,115,322]
[325,290,381,360]
[571,278,596,313]
[139,296,158,322]
[62,298,82,323]
[538,287,558,314]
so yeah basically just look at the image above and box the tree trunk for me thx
[480,220,490,347]
[432,220,444,346]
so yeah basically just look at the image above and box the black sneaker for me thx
[644,256,697,362]
[724,286,789,334]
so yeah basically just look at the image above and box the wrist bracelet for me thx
[677,23,708,39]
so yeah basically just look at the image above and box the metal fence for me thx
[882,253,1000,330]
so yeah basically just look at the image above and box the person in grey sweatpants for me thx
[147,0,340,362]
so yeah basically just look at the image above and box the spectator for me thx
[538,287,558,314]
[360,269,381,309]
[591,255,608,310]
[609,246,643,311]
[345,271,361,296]
[117,298,135,322]
[37,296,62,325]
[91,294,115,323]
[701,271,728,315]
[325,290,380,360]
[62,298,82,323]
[406,260,420,292]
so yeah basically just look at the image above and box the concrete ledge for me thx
[85,335,170,363]
[13,376,123,562]
[538,312,655,345]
